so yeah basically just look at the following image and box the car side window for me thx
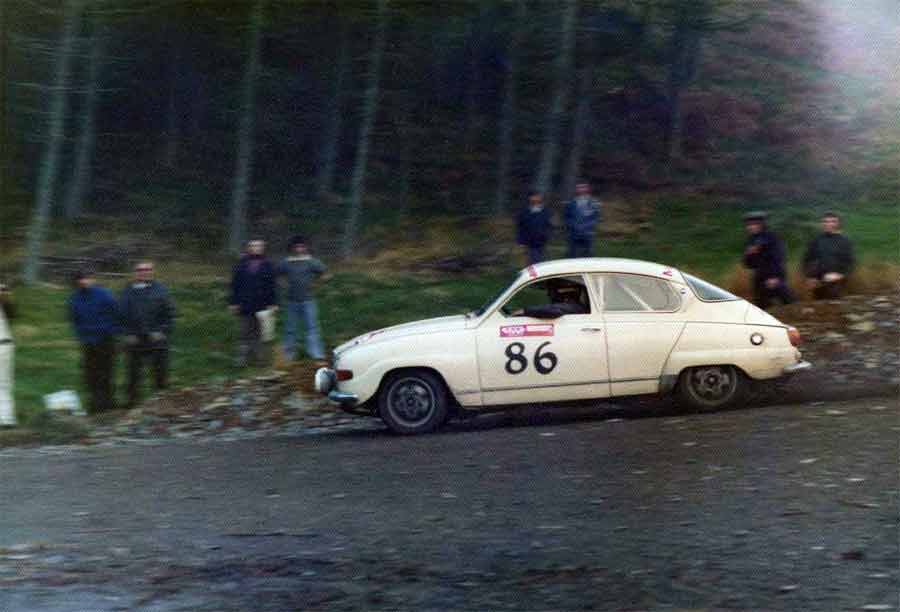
[600,274,681,312]
[502,275,591,317]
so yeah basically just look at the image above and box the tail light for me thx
[787,326,802,347]
[336,369,354,381]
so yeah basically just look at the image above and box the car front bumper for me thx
[315,367,359,406]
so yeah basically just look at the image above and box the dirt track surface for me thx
[1,396,897,611]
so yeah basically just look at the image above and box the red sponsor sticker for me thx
[500,324,554,338]
[527,265,537,279]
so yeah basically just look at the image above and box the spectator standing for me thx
[229,240,278,367]
[803,211,855,300]
[119,261,175,407]
[277,236,327,362]
[68,270,120,413]
[516,191,553,265]
[564,181,601,258]
[0,282,16,427]
[742,212,795,309]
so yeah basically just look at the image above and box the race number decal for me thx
[504,343,528,374]
[499,324,554,338]
[504,341,558,375]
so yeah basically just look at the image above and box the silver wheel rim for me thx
[386,377,436,427]
[689,366,736,402]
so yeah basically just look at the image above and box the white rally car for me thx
[315,258,810,434]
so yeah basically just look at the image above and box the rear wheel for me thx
[677,365,745,411]
[378,370,448,434]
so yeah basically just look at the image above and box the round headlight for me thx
[750,333,764,346]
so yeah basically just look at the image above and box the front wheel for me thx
[676,365,745,411]
[378,370,448,434]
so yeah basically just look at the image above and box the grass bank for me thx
[3,198,896,442]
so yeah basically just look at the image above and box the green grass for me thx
[8,271,514,428]
[5,197,897,437]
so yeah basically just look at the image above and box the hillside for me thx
[0,0,896,273]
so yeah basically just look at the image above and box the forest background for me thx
[0,0,897,429]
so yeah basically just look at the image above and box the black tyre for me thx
[378,370,449,434]
[676,365,745,411]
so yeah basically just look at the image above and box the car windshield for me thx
[683,273,740,302]
[473,274,520,317]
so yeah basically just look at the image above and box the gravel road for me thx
[1,395,897,611]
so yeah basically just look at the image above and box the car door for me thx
[475,274,610,405]
[597,273,687,396]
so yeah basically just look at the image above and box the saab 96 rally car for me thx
[315,258,810,434]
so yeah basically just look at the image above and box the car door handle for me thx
[580,327,603,332]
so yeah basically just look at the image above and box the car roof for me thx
[523,258,685,283]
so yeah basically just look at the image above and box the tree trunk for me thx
[532,0,577,197]
[22,0,81,284]
[340,0,387,259]
[561,71,593,201]
[393,92,414,215]
[664,6,703,165]
[493,1,526,217]
[162,22,182,169]
[63,17,104,220]
[227,0,265,254]
[462,5,487,214]
[316,20,350,200]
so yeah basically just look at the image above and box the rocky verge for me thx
[13,294,900,447]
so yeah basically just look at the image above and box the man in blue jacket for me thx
[229,240,278,367]
[517,191,553,265]
[564,181,601,258]
[119,261,175,407]
[742,212,796,309]
[68,269,120,413]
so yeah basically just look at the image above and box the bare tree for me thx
[63,13,105,219]
[227,0,265,254]
[22,0,82,284]
[494,0,527,216]
[316,19,350,200]
[562,25,596,201]
[341,0,387,259]
[162,15,182,169]
[532,0,577,196]
[462,4,488,213]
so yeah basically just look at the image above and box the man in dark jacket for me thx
[119,261,175,407]
[68,270,121,413]
[517,191,553,265]
[229,239,278,367]
[742,212,795,309]
[564,181,601,258]
[803,211,855,299]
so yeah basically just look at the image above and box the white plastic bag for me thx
[44,390,86,416]
[256,308,277,343]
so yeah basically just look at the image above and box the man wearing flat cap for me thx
[742,212,795,309]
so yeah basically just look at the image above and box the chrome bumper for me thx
[315,367,359,405]
[783,360,812,374]
[314,367,335,394]
[328,390,359,405]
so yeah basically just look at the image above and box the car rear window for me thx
[684,273,740,302]
[600,274,682,312]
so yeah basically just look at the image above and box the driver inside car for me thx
[511,281,589,319]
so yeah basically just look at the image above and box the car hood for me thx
[334,315,469,356]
